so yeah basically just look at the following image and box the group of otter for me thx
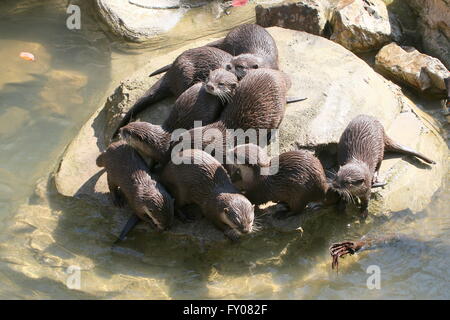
[97,24,436,267]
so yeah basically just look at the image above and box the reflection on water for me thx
[0,0,449,299]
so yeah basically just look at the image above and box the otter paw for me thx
[224,229,241,242]
[329,241,360,271]
[112,194,126,208]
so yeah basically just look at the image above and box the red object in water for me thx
[232,0,249,7]
[19,52,35,61]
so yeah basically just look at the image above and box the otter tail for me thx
[112,77,171,139]
[204,38,225,50]
[114,215,140,244]
[149,64,172,77]
[384,135,436,164]
[286,97,307,104]
[96,152,106,167]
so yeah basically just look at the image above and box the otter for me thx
[96,140,174,241]
[150,24,279,79]
[119,122,171,168]
[443,77,450,115]
[162,68,238,132]
[331,114,435,217]
[121,69,295,166]
[113,46,234,138]
[226,144,332,217]
[160,149,255,240]
[219,68,291,144]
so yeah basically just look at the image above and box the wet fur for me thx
[150,24,279,78]
[113,47,233,138]
[96,140,174,230]
[333,114,435,216]
[228,145,329,215]
[163,69,238,132]
[160,149,254,238]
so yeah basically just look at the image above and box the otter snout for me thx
[206,83,215,94]
[241,225,252,234]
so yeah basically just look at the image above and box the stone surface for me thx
[375,42,450,96]
[330,0,398,52]
[256,0,330,36]
[40,69,89,115]
[94,0,192,42]
[53,27,448,245]
[408,0,450,69]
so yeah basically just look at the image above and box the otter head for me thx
[220,194,255,235]
[225,144,270,190]
[119,122,170,163]
[332,162,371,200]
[227,54,266,80]
[141,183,174,231]
[205,68,238,104]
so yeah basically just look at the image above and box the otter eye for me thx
[226,64,232,71]
[353,179,365,185]
[218,82,224,86]
[252,64,258,69]
[237,65,243,69]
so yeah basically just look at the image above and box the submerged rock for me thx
[375,42,450,97]
[330,0,399,52]
[53,27,448,245]
[255,0,330,36]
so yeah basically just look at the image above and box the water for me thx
[0,0,449,299]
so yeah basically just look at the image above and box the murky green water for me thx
[0,0,449,299]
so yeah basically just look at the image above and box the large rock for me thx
[375,42,450,97]
[255,0,330,36]
[92,0,270,44]
[53,27,448,245]
[330,0,399,52]
[93,0,192,42]
[408,0,450,69]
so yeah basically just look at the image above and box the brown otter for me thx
[96,140,174,241]
[443,77,450,115]
[113,46,234,138]
[226,144,332,217]
[219,68,291,144]
[150,24,279,79]
[162,68,238,132]
[119,122,171,168]
[121,69,295,166]
[332,114,435,217]
[160,68,291,165]
[160,149,255,240]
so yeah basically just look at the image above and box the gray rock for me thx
[53,27,448,245]
[255,0,330,36]
[94,0,195,42]
[375,42,450,96]
[408,0,450,69]
[330,0,398,52]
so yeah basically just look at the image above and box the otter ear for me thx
[252,64,259,69]
[252,204,255,209]
[224,208,229,214]
[226,64,232,71]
